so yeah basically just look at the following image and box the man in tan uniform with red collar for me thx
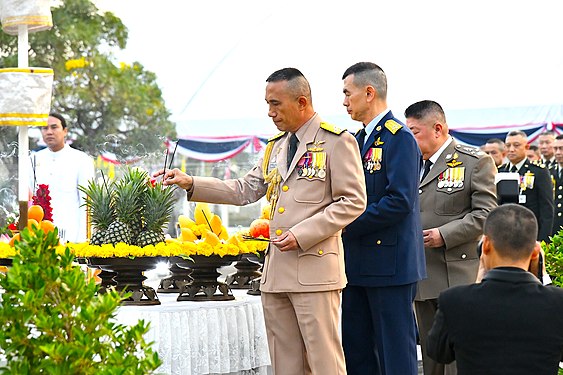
[155,67,367,374]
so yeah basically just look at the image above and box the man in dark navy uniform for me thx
[340,62,426,375]
[498,130,553,242]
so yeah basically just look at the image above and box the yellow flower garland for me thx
[1,234,268,259]
[66,238,267,258]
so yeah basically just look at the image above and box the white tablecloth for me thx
[115,289,271,375]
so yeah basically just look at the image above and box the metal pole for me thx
[17,24,29,230]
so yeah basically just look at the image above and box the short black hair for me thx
[486,138,504,145]
[556,134,563,141]
[266,68,305,83]
[483,204,538,261]
[342,62,387,100]
[49,112,67,129]
[404,100,446,122]
[528,144,539,152]
[539,130,555,137]
[266,67,311,100]
[506,130,527,138]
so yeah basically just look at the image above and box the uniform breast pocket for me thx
[293,179,326,203]
[434,188,468,215]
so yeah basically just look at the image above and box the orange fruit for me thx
[9,233,20,247]
[27,219,40,230]
[40,220,56,233]
[28,205,44,222]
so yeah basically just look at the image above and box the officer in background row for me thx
[480,138,507,167]
[498,130,554,242]
[538,130,556,169]
[549,134,563,237]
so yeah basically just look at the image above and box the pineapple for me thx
[79,178,115,245]
[104,178,143,245]
[136,182,176,247]
[120,168,150,242]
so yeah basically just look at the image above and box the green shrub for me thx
[0,227,161,374]
[543,231,563,288]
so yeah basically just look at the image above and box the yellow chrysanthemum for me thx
[64,229,267,259]
[65,57,88,71]
[0,242,16,258]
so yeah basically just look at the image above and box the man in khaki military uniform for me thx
[155,68,367,375]
[406,100,498,375]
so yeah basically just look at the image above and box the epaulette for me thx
[320,122,345,135]
[454,144,480,158]
[384,119,402,134]
[268,131,286,142]
[531,159,547,168]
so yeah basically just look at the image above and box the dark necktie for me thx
[510,165,518,173]
[421,159,433,181]
[357,128,366,149]
[287,133,299,169]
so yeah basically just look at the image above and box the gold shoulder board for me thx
[320,122,345,135]
[384,120,402,134]
[268,131,286,142]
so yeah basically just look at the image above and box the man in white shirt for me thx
[30,112,95,242]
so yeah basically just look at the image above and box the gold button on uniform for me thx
[278,207,285,213]
[461,254,467,259]
[275,229,282,236]
[318,250,324,255]
[376,240,382,245]
[282,185,289,192]
[559,213,562,217]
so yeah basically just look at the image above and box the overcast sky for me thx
[94,0,563,135]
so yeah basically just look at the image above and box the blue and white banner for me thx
[447,104,563,146]
[168,136,269,162]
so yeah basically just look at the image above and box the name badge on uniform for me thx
[268,159,277,172]
[437,167,465,189]
[363,147,382,173]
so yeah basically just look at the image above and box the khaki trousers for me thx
[262,290,346,375]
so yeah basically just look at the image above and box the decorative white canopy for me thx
[0,0,52,35]
[0,67,53,126]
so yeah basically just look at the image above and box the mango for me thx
[194,203,212,226]
[202,229,220,247]
[181,228,198,242]
[210,214,223,235]
[178,214,196,229]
